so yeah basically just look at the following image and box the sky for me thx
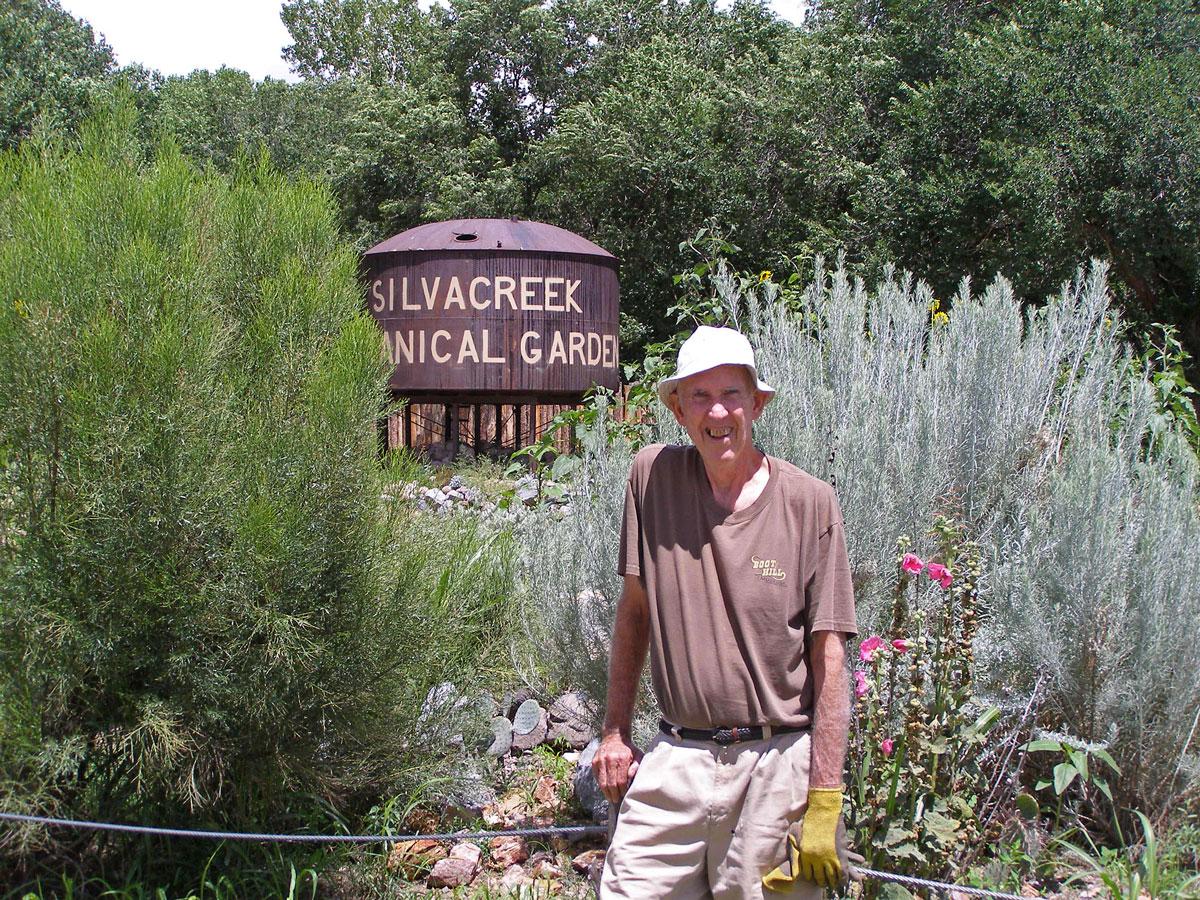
[59,1,808,83]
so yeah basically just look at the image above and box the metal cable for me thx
[0,812,605,844]
[854,865,1036,899]
[1,812,1043,898]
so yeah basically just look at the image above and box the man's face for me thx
[669,364,767,467]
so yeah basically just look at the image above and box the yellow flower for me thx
[13,298,27,318]
[758,270,772,283]
[933,311,950,327]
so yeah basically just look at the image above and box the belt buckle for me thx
[713,727,736,745]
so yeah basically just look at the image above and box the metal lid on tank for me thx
[364,217,615,258]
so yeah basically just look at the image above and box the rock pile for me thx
[390,474,490,514]
[487,690,596,757]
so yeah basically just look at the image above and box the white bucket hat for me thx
[657,325,776,407]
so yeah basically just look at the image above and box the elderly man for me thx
[594,326,858,899]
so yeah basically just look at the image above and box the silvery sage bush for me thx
[518,258,1200,813]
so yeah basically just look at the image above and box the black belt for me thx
[659,719,806,746]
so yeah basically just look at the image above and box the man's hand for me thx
[593,732,643,804]
[763,801,863,893]
[796,787,844,887]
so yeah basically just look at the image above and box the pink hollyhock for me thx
[901,553,924,574]
[891,638,910,653]
[854,671,870,697]
[881,738,895,757]
[859,635,886,662]
[927,562,953,588]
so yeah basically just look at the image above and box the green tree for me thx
[806,0,1200,363]
[0,0,115,148]
[282,0,439,84]
[0,103,515,884]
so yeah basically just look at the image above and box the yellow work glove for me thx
[763,787,863,892]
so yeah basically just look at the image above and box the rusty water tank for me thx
[363,218,620,400]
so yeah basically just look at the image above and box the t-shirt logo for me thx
[751,555,787,581]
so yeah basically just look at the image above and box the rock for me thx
[448,475,464,490]
[420,682,457,720]
[486,716,513,756]
[500,864,533,891]
[511,709,548,752]
[488,835,529,868]
[443,779,496,824]
[514,475,539,504]
[504,688,533,718]
[548,691,592,723]
[572,848,606,875]
[533,775,559,807]
[573,738,611,821]
[387,839,447,878]
[512,698,544,735]
[547,717,594,749]
[546,694,594,746]
[529,855,564,879]
[427,856,477,889]
[449,842,483,866]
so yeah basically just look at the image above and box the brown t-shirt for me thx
[618,443,858,729]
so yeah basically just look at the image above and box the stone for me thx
[488,835,529,868]
[548,691,592,724]
[443,779,496,824]
[547,717,594,750]
[504,688,533,718]
[419,681,457,721]
[449,842,483,866]
[514,475,539,504]
[486,716,513,756]
[387,839,447,878]
[427,857,477,889]
[448,474,464,490]
[500,864,533,891]
[511,709,548,752]
[512,698,544,735]
[529,856,564,879]
[573,738,611,821]
[572,848,606,874]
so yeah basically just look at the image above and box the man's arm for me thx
[593,573,651,803]
[808,629,850,787]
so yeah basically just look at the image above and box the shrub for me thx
[0,103,515,882]
[518,255,1200,820]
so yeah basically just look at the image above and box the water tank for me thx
[363,218,620,400]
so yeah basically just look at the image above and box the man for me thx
[594,325,858,899]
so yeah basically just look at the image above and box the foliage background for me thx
[3,0,1196,368]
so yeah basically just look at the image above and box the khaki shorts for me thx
[601,729,821,899]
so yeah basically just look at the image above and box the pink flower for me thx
[927,563,953,588]
[881,738,895,757]
[901,553,924,574]
[858,635,887,662]
[891,638,910,653]
[854,671,870,697]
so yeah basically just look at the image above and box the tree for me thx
[0,0,115,148]
[806,0,1200,362]
[281,0,439,84]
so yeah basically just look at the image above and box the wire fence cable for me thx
[0,811,1038,899]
